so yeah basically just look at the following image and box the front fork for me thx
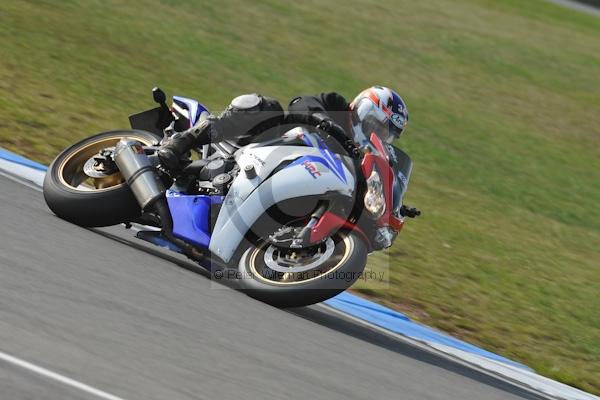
[290,202,329,248]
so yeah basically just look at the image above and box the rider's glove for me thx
[317,119,346,139]
[314,116,361,159]
[158,119,213,171]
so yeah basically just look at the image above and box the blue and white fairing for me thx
[166,191,224,249]
[172,96,210,128]
[208,127,355,262]
[163,126,355,263]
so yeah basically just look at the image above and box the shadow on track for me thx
[287,306,546,400]
[95,225,544,400]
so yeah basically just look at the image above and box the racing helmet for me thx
[349,86,408,145]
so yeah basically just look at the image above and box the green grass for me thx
[1,0,599,393]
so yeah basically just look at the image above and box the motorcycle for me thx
[43,88,418,307]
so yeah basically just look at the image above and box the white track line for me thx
[0,169,43,192]
[0,350,127,400]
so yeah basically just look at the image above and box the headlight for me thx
[364,168,386,218]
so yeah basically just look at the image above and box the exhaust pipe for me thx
[114,138,205,261]
[114,139,165,210]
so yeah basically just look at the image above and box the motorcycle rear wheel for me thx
[43,130,161,227]
[237,231,367,307]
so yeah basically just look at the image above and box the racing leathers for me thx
[158,92,355,170]
[157,91,419,219]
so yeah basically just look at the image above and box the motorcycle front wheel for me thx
[237,231,367,307]
[43,130,161,227]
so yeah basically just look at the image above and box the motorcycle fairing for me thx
[388,144,412,211]
[363,133,410,231]
[208,145,355,262]
[292,133,348,183]
[172,96,210,128]
[309,211,370,247]
[166,191,224,248]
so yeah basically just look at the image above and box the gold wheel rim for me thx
[57,134,155,192]
[247,235,353,286]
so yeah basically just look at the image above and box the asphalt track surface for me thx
[0,174,543,400]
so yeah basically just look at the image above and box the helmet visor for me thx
[353,99,404,145]
[386,114,406,144]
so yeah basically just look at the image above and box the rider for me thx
[158,86,409,168]
[157,86,418,217]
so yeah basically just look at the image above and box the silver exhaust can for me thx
[114,139,165,210]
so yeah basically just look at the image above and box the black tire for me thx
[237,232,367,307]
[43,130,161,227]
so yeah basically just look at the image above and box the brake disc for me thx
[263,238,335,273]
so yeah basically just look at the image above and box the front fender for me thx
[209,154,355,263]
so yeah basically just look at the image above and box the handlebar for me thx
[306,113,362,159]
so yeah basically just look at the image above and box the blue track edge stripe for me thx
[325,291,530,370]
[0,148,48,171]
[0,147,530,371]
